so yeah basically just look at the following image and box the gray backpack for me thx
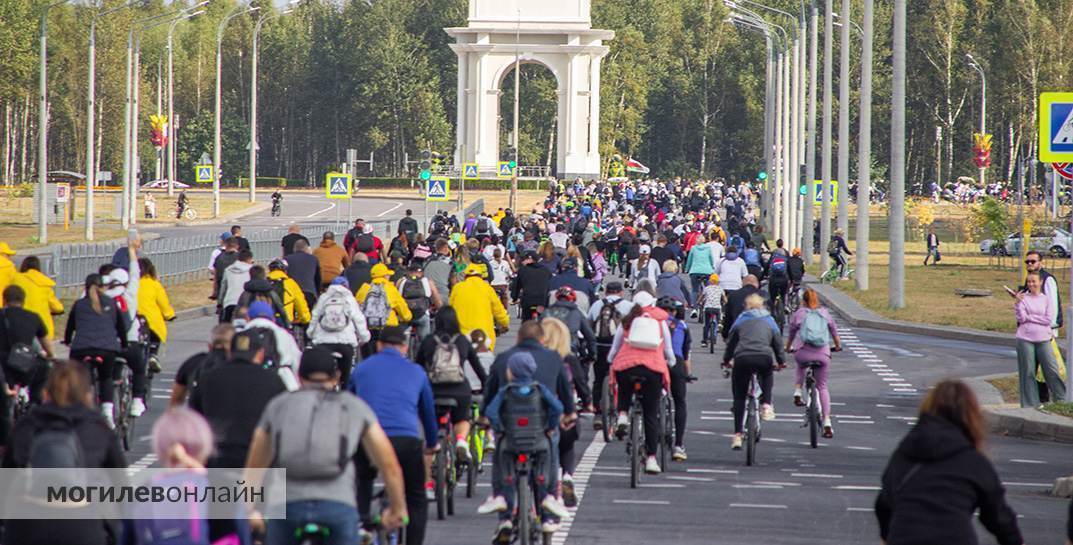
[272,390,352,479]
[362,284,392,329]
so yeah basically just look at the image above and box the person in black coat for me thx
[721,275,769,340]
[398,210,419,244]
[511,251,552,320]
[284,239,322,309]
[3,361,127,545]
[875,379,1022,545]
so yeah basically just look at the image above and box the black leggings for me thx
[356,435,427,545]
[122,342,148,398]
[731,354,774,434]
[558,426,579,476]
[591,344,611,412]
[669,360,688,447]
[615,366,662,456]
[566,355,591,407]
[315,343,355,389]
[71,349,119,404]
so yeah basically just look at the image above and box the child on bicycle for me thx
[696,274,723,347]
[482,352,568,534]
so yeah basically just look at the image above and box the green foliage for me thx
[969,197,1010,242]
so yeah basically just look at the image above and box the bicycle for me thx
[294,522,330,545]
[176,204,197,221]
[465,395,487,499]
[598,374,615,443]
[658,389,674,471]
[801,361,824,449]
[406,323,421,360]
[84,355,134,451]
[819,261,854,284]
[771,294,787,332]
[271,201,282,217]
[786,284,802,313]
[743,372,761,466]
[497,451,553,545]
[626,380,646,488]
[371,488,406,545]
[703,308,720,354]
[432,398,459,520]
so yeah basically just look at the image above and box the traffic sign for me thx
[463,163,479,180]
[55,183,70,203]
[195,164,214,184]
[1039,92,1073,162]
[325,172,352,199]
[812,180,839,205]
[426,176,450,202]
[1054,163,1073,181]
[497,161,513,179]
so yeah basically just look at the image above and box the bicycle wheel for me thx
[517,472,531,545]
[658,396,671,470]
[599,376,612,443]
[434,448,447,520]
[807,381,819,449]
[628,409,640,488]
[745,398,757,466]
[183,208,197,220]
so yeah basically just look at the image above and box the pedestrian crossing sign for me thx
[497,162,513,179]
[195,164,214,184]
[426,176,450,202]
[325,172,352,199]
[812,180,838,205]
[1039,93,1073,162]
[463,163,479,180]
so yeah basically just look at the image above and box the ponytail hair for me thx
[84,273,104,314]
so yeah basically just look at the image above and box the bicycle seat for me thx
[434,398,458,408]
[802,360,825,368]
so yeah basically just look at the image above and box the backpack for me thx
[572,216,589,234]
[500,383,549,453]
[400,277,431,316]
[769,254,788,279]
[801,309,831,347]
[318,295,351,333]
[430,218,446,235]
[427,335,464,384]
[743,248,761,267]
[130,472,212,545]
[595,300,623,341]
[542,304,574,327]
[625,313,662,349]
[247,326,281,368]
[271,390,353,479]
[362,284,392,329]
[354,233,375,254]
[476,217,491,234]
[827,238,840,255]
[28,420,85,469]
[270,278,287,307]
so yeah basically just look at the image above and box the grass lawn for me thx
[0,225,128,249]
[52,278,212,337]
[1042,402,1073,418]
[986,375,1020,404]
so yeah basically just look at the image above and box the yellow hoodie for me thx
[137,276,175,343]
[0,255,16,303]
[12,269,64,338]
[268,269,311,324]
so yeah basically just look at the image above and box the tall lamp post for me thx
[855,0,874,291]
[216,4,261,218]
[966,53,987,186]
[37,0,68,245]
[835,0,851,237]
[251,5,294,204]
[890,0,906,309]
[165,2,208,198]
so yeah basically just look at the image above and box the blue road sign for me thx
[427,176,449,202]
[463,163,479,180]
[1039,93,1073,162]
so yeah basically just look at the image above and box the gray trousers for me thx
[1015,338,1067,407]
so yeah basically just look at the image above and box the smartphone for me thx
[1004,285,1017,296]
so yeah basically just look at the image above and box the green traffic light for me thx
[758,171,768,180]
[508,160,517,169]
[420,170,431,181]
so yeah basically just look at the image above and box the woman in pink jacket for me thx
[785,288,841,438]
[1014,271,1066,407]
[608,291,675,475]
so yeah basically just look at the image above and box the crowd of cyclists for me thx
[0,173,1047,545]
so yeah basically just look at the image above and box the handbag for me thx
[2,310,39,376]
[934,250,942,262]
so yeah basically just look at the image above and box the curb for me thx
[965,374,1073,444]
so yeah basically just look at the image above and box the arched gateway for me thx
[446,0,613,180]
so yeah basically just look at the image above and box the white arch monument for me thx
[446,0,613,180]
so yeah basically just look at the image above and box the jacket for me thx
[219,261,253,309]
[1014,292,1054,343]
[875,414,1022,545]
[236,277,292,329]
[343,261,373,296]
[136,276,175,342]
[267,270,312,324]
[722,285,769,339]
[355,277,412,327]
[307,284,371,347]
[449,276,510,350]
[656,272,692,305]
[349,347,437,448]
[481,338,576,416]
[542,301,596,356]
[512,263,552,307]
[715,256,748,291]
[236,317,301,390]
[787,256,805,283]
[211,250,238,299]
[786,307,838,366]
[13,269,64,339]
[608,306,674,387]
[66,295,129,353]
[684,243,716,275]
[723,309,785,365]
[313,240,349,285]
[284,251,321,297]
[422,255,452,300]
[0,255,16,302]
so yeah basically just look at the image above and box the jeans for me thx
[731,354,774,434]
[412,313,431,341]
[1015,339,1067,407]
[266,500,358,545]
[615,366,663,456]
[689,274,708,302]
[356,436,427,545]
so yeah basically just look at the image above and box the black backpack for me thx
[354,234,375,254]
[595,300,623,341]
[500,384,549,453]
[476,217,491,234]
[270,278,287,307]
[400,277,430,315]
[29,419,85,469]
[247,327,281,369]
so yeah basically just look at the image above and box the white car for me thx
[979,229,1070,257]
[141,180,190,189]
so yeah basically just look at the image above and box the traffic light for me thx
[419,150,432,181]
[758,170,768,181]
[507,147,518,170]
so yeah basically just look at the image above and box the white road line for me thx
[1003,482,1052,487]
[730,503,788,509]
[835,415,873,419]
[590,471,628,477]
[1010,459,1046,464]
[833,485,881,491]
[376,201,404,217]
[640,483,685,488]
[306,202,336,218]
[886,416,917,421]
[876,372,899,376]
[152,395,170,400]
[614,499,671,505]
[552,431,605,545]
[732,484,783,489]
[791,473,843,479]
[700,416,733,421]
[688,468,739,475]
[667,475,714,482]
[753,481,802,487]
[890,384,914,388]
[876,404,895,408]
[893,388,918,392]
[882,378,902,382]
[690,430,717,436]
[845,446,875,451]
[847,507,874,512]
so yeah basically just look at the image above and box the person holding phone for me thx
[1012,271,1067,407]
[1018,250,1063,402]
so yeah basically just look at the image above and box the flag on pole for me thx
[626,158,650,174]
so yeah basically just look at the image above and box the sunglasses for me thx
[1025,260,1038,265]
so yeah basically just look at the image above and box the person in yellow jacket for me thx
[12,256,63,339]
[136,257,175,347]
[0,242,17,304]
[267,258,311,326]
[448,264,509,350]
[355,263,412,358]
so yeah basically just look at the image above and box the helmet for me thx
[656,296,677,312]
[708,273,720,284]
[792,247,802,257]
[555,285,577,302]
[269,258,288,271]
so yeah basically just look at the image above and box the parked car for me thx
[979,229,1069,257]
[141,179,190,189]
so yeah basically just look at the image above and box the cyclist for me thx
[2,361,127,545]
[656,261,692,307]
[267,258,312,331]
[827,228,853,279]
[658,298,692,461]
[65,274,128,428]
[270,188,283,216]
[413,307,486,461]
[540,318,583,508]
[766,247,790,314]
[588,281,633,429]
[696,274,723,347]
[0,241,17,298]
[308,276,370,389]
[541,286,597,410]
[512,251,552,320]
[219,249,254,323]
[245,348,407,545]
[236,265,292,329]
[0,285,52,406]
[609,292,674,475]
[448,264,509,350]
[176,189,189,219]
[169,323,234,407]
[785,287,841,439]
[355,262,413,357]
[350,326,438,545]
[787,247,806,290]
[12,256,63,340]
[101,254,150,419]
[238,301,302,390]
[722,293,786,450]
[136,257,175,373]
[398,263,442,341]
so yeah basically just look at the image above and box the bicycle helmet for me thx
[268,258,288,271]
[656,296,677,312]
[555,285,577,302]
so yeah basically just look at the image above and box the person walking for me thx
[875,380,1023,545]
[923,227,941,266]
[1012,271,1067,407]
[1024,250,1065,402]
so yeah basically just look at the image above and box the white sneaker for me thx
[101,403,115,429]
[731,434,743,450]
[644,456,661,474]
[495,520,513,540]
[541,521,561,533]
[477,495,508,515]
[793,388,804,406]
[130,398,146,418]
[541,495,570,518]
[614,414,629,439]
[672,446,687,461]
[455,438,471,462]
[761,404,776,421]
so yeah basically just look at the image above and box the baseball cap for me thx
[231,329,269,362]
[299,347,338,380]
[330,276,350,288]
[219,232,232,241]
[378,325,408,346]
[561,257,579,270]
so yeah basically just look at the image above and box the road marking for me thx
[1003,482,1052,487]
[893,388,918,392]
[886,416,917,421]
[376,201,404,217]
[1010,459,1046,464]
[753,481,801,487]
[667,475,714,482]
[876,404,895,408]
[690,430,717,436]
[838,420,874,424]
[845,446,875,451]
[847,507,874,512]
[833,485,881,491]
[700,416,732,421]
[552,430,606,545]
[882,378,902,382]
[730,503,787,509]
[688,468,739,474]
[614,499,671,505]
[152,395,170,400]
[876,372,899,376]
[791,473,843,479]
[835,415,872,419]
[640,483,685,488]
[590,471,628,477]
[732,484,783,489]
[890,383,914,388]
[306,202,336,218]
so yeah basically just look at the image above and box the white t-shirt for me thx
[715,258,748,291]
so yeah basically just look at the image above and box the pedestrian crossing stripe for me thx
[195,164,214,183]
[463,163,479,180]
[325,172,352,199]
[426,176,449,202]
[497,162,513,178]
[1039,93,1073,162]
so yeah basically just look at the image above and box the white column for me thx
[454,50,467,165]
[588,54,601,158]
[773,52,784,240]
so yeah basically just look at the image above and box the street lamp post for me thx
[856,0,874,291]
[163,3,207,199]
[836,0,851,237]
[967,54,987,186]
[890,0,906,309]
[820,0,833,271]
[216,4,260,218]
[804,1,818,262]
[37,0,67,245]
[251,6,293,205]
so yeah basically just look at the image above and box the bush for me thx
[969,197,1009,242]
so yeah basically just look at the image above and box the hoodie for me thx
[13,269,64,338]
[307,284,371,347]
[656,271,692,305]
[237,317,301,391]
[875,414,1022,545]
[723,309,785,365]
[236,277,292,329]
[219,261,253,309]
[313,239,349,285]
